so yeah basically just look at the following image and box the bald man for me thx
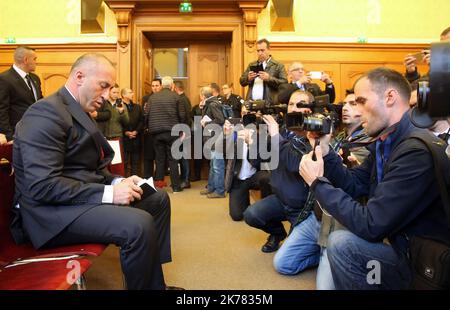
[12,53,175,290]
[0,46,43,142]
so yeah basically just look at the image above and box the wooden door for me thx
[138,32,153,103]
[188,43,227,106]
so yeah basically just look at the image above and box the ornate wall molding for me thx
[239,1,268,50]
[108,4,135,49]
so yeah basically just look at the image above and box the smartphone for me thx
[309,71,322,80]
[250,64,264,73]
[411,52,425,62]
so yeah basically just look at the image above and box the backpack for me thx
[222,103,233,119]
[389,130,450,289]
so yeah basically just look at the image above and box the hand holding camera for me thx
[299,145,324,187]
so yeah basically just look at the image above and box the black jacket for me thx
[147,88,186,134]
[123,101,144,152]
[0,67,43,140]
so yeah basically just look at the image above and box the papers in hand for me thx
[107,140,122,164]
[201,115,212,124]
[134,177,157,204]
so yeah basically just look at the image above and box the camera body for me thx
[242,100,287,127]
[285,95,340,135]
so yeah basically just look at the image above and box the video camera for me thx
[242,100,287,127]
[411,42,450,128]
[285,95,342,135]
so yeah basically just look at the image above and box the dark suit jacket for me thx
[278,82,336,104]
[0,67,43,140]
[12,87,116,249]
[123,101,144,152]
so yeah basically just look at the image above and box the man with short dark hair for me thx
[173,80,192,189]
[121,88,143,176]
[0,46,43,142]
[12,53,176,290]
[244,90,313,253]
[300,67,450,289]
[239,38,287,104]
[143,78,162,178]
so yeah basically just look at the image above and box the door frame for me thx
[132,20,244,102]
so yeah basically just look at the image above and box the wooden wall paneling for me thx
[0,44,117,97]
[269,42,430,102]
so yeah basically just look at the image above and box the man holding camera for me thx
[278,62,335,105]
[239,38,287,105]
[223,104,272,221]
[299,67,450,289]
[273,89,371,288]
[243,90,313,253]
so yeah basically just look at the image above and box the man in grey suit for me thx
[239,38,287,104]
[0,46,43,142]
[12,53,175,290]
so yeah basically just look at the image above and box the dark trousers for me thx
[124,150,140,177]
[229,170,271,221]
[45,190,171,290]
[153,132,180,190]
[243,194,299,238]
[143,133,155,178]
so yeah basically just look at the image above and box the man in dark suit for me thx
[12,53,176,290]
[239,38,287,105]
[143,78,162,179]
[278,62,336,104]
[0,46,43,142]
[121,87,143,176]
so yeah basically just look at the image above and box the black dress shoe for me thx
[180,181,191,189]
[165,285,185,290]
[261,234,286,253]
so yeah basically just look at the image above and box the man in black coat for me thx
[0,46,43,142]
[122,88,143,176]
[12,53,176,290]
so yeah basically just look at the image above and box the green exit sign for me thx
[179,2,192,13]
[5,37,16,44]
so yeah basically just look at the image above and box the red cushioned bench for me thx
[0,144,107,289]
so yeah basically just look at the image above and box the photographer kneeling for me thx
[299,68,450,289]
[243,90,314,253]
[224,104,272,221]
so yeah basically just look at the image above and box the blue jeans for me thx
[327,230,413,289]
[316,248,335,290]
[273,213,321,275]
[207,151,225,195]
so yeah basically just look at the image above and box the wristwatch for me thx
[311,176,331,191]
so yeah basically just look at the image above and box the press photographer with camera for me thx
[243,90,314,253]
[278,62,336,105]
[299,67,450,289]
[273,90,371,286]
[223,104,272,221]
